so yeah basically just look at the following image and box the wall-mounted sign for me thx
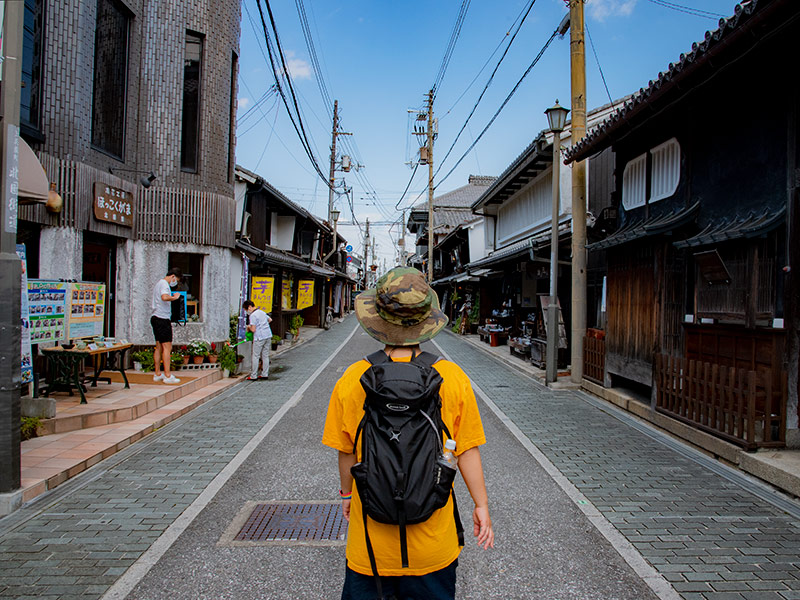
[297,279,314,310]
[93,182,133,227]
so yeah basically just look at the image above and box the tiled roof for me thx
[411,175,496,211]
[566,0,780,163]
[587,202,700,251]
[674,206,784,248]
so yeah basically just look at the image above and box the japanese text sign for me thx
[93,182,133,227]
[297,279,314,310]
[250,276,274,311]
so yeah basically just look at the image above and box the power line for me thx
[436,23,560,191]
[585,24,615,110]
[432,0,472,99]
[435,0,539,178]
[395,163,420,210]
[645,0,725,20]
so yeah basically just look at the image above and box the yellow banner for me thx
[281,279,292,309]
[297,279,314,310]
[250,276,274,311]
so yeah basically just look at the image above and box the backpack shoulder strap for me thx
[365,350,391,365]
[412,351,440,369]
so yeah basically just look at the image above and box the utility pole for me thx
[401,209,407,266]
[327,100,339,225]
[569,0,587,384]
[363,218,370,289]
[425,90,435,283]
[0,0,24,512]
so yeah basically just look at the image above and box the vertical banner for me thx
[238,254,249,339]
[281,279,292,310]
[297,279,314,310]
[250,276,274,313]
[4,124,18,233]
[16,244,32,385]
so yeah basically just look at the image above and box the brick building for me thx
[16,0,240,345]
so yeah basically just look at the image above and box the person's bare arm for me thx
[458,447,494,549]
[338,451,357,521]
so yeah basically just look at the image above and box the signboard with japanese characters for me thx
[67,282,106,339]
[297,279,314,310]
[93,182,133,227]
[27,280,68,344]
[281,279,293,310]
[250,276,274,312]
[16,245,33,384]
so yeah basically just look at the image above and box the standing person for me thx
[243,300,272,380]
[323,267,494,600]
[151,267,182,384]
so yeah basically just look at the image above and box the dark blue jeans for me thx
[341,560,458,600]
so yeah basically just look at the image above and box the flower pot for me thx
[182,356,190,365]
[271,343,278,351]
[208,355,218,363]
[192,355,205,364]
[133,361,142,372]
[222,368,230,378]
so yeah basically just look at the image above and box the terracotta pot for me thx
[208,354,218,363]
[182,356,190,365]
[192,355,205,364]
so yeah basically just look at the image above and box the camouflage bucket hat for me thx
[355,267,449,346]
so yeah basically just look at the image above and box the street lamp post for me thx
[544,101,569,385]
[331,209,340,270]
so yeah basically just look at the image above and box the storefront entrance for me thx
[82,234,117,336]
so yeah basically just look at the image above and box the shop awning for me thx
[18,137,49,205]
[466,221,571,270]
[588,201,700,251]
[310,264,335,277]
[673,206,785,248]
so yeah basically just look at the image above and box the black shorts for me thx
[150,316,173,343]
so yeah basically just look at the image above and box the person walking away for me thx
[243,300,272,380]
[323,266,494,600]
[151,267,182,384]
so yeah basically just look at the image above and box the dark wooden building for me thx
[567,0,796,449]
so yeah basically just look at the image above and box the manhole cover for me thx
[219,501,347,547]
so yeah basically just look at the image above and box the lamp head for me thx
[140,172,157,188]
[331,209,340,223]
[545,100,570,134]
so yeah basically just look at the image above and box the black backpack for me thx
[351,350,464,580]
[170,295,186,326]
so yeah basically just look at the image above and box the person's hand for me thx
[472,506,494,550]
[342,498,351,522]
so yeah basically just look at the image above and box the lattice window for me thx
[621,153,646,210]
[650,138,680,203]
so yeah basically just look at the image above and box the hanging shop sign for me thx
[67,282,106,339]
[27,280,68,343]
[297,279,314,310]
[250,276,274,312]
[93,182,133,227]
[281,279,293,310]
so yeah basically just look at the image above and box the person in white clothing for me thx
[151,267,182,384]
[243,300,273,380]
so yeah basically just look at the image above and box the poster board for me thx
[27,280,68,344]
[297,279,314,310]
[16,245,32,384]
[250,276,274,312]
[67,282,106,339]
[539,295,568,349]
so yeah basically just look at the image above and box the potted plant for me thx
[131,348,153,372]
[289,314,304,341]
[170,351,184,371]
[208,342,218,363]
[271,334,281,351]
[217,343,237,377]
[179,345,190,364]
[187,339,210,364]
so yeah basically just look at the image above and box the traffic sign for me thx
[346,256,353,263]
[345,245,353,252]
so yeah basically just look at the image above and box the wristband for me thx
[339,489,352,500]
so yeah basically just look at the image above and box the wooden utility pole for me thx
[0,0,24,508]
[426,90,435,282]
[569,0,587,383]
[327,100,339,225]
[401,209,407,266]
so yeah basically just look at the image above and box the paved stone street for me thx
[1,315,799,599]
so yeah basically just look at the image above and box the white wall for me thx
[467,219,487,262]
[271,214,296,251]
[39,227,83,280]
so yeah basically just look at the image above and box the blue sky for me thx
[234,0,738,266]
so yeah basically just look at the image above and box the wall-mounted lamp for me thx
[108,167,159,188]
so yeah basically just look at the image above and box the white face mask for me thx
[169,279,178,288]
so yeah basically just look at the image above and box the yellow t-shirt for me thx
[322,355,486,576]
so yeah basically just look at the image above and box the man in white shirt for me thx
[151,267,182,384]
[243,300,273,380]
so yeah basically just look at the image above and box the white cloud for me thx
[238,97,250,110]
[587,0,637,21]
[284,51,312,81]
